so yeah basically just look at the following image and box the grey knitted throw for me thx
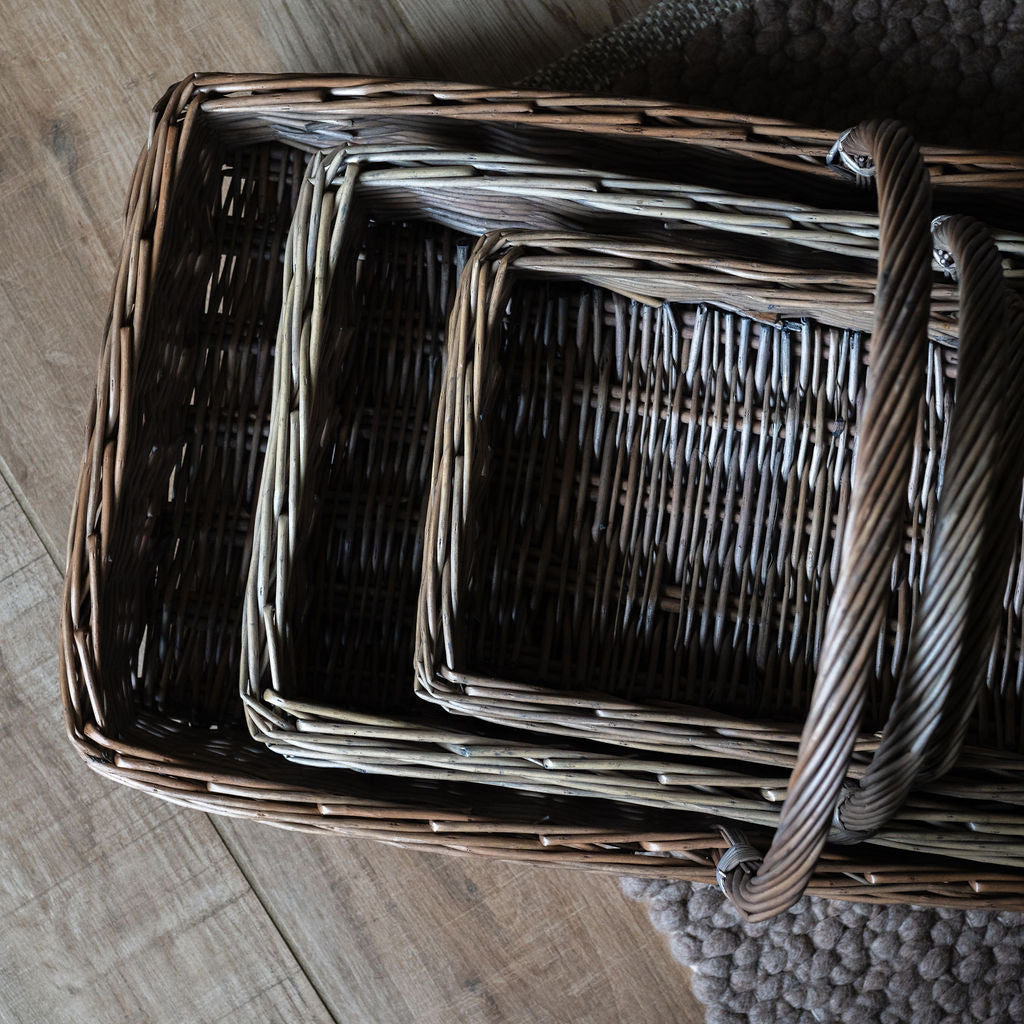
[622,877,1024,1024]
[530,2,1024,1022]
[528,0,1024,149]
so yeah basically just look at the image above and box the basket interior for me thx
[288,218,454,712]
[107,138,303,731]
[284,221,607,722]
[453,278,1024,751]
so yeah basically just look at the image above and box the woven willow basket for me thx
[239,128,1024,918]
[240,132,1024,877]
[415,219,1024,763]
[415,211,1024,918]
[60,74,1024,911]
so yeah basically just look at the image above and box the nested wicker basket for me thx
[236,150,848,798]
[239,136,1024,881]
[415,205,1024,917]
[60,73,1024,912]
[415,222,1024,756]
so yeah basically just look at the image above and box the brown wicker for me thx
[240,131,1024,884]
[60,74,1024,911]
[415,127,1024,914]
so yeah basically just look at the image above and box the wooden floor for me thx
[0,1,705,1021]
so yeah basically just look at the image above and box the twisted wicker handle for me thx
[831,215,1013,839]
[719,120,933,921]
[918,289,1024,780]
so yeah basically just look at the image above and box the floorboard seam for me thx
[209,816,344,1024]
[0,454,63,569]
[0,456,341,1022]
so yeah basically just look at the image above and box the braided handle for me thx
[919,291,1024,779]
[832,215,1013,839]
[719,120,933,921]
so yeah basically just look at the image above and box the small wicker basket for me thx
[414,124,1024,917]
[415,226,1022,759]
[59,74,1024,914]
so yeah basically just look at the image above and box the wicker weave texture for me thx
[417,227,1024,758]
[239,143,1024,886]
[412,123,1024,917]
[59,74,1024,911]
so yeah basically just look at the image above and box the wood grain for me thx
[220,824,699,1024]
[0,0,702,1020]
[256,0,646,80]
[0,0,650,564]
[0,479,334,1023]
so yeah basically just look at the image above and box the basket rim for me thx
[188,72,1024,183]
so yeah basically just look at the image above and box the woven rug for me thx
[622,877,1024,1023]
[528,3,1024,1022]
[526,0,1024,148]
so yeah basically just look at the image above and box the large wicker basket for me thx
[60,74,1024,913]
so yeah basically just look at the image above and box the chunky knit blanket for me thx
[623,877,1024,1024]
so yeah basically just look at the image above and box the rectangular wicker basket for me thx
[237,136,1024,877]
[59,73,1024,909]
[414,228,1024,760]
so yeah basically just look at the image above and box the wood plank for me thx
[0,0,286,560]
[0,1,703,1020]
[0,477,334,1023]
[256,0,650,81]
[218,823,701,1024]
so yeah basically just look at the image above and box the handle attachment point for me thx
[830,781,872,845]
[827,127,878,185]
[716,828,762,897]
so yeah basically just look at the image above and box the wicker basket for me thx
[234,150,845,789]
[414,131,1024,917]
[59,74,1024,912]
[240,131,1024,872]
[415,229,1023,756]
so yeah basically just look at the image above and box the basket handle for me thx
[917,289,1024,780]
[718,119,933,921]
[831,215,1014,839]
